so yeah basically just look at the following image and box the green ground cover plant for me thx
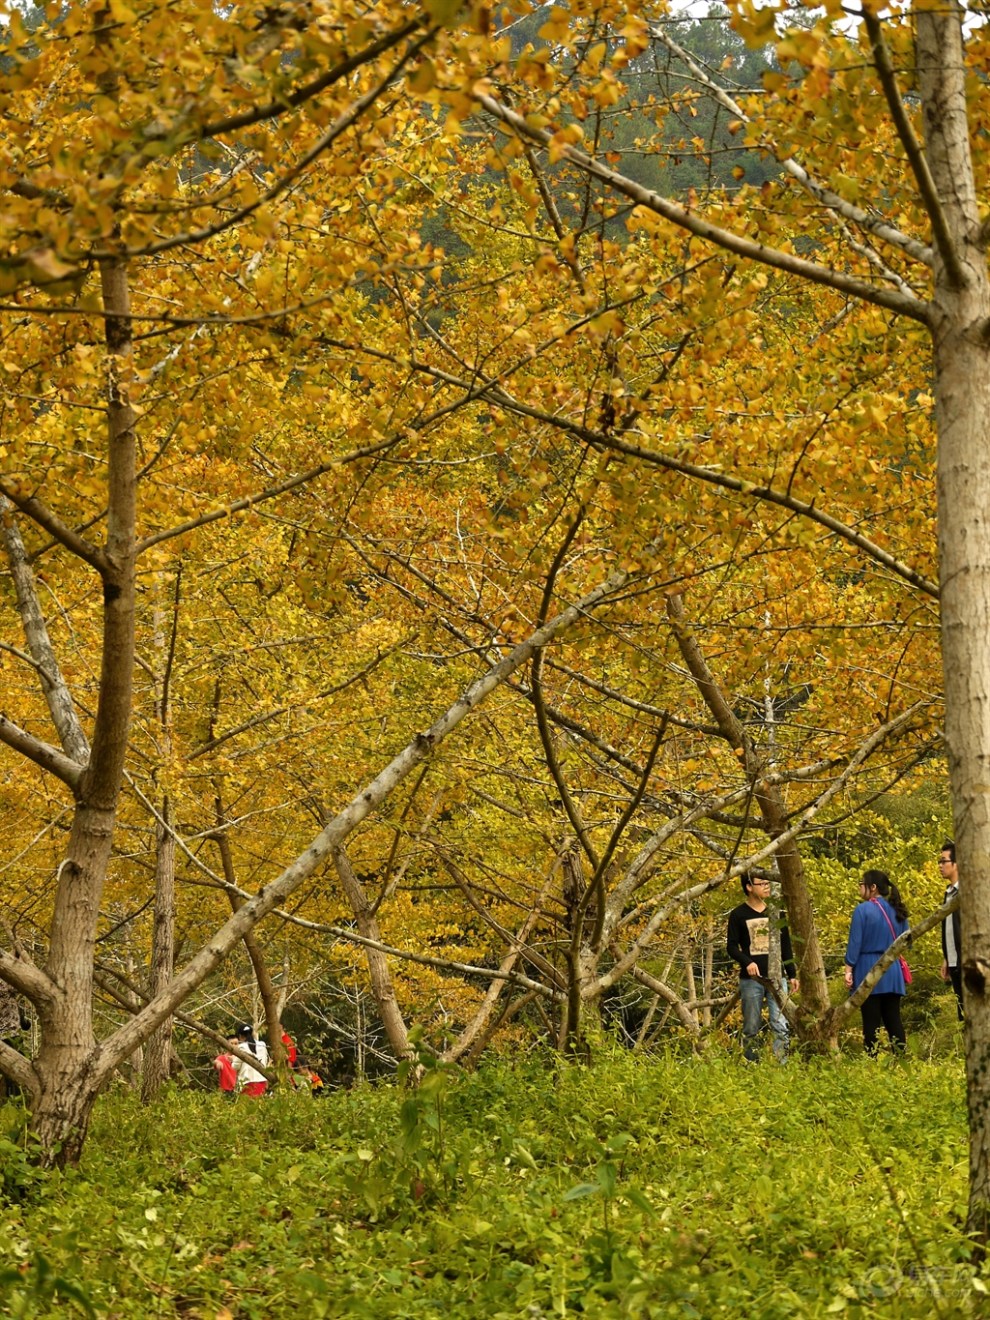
[0,1047,978,1318]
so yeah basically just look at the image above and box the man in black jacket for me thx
[726,874,799,1061]
[939,840,963,1020]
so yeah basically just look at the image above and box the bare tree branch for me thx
[1,496,91,762]
[0,941,60,1014]
[0,487,109,573]
[0,715,84,790]
[628,964,701,1036]
[475,92,931,324]
[91,564,631,1079]
[102,33,436,264]
[861,9,964,287]
[651,21,933,270]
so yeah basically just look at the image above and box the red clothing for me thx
[241,1081,266,1097]
[281,1032,297,1066]
[214,1053,237,1092]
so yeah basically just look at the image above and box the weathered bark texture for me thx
[22,254,139,1165]
[915,3,990,1241]
[0,981,20,1037]
[555,848,606,1057]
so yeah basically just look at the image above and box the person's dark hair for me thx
[234,1022,258,1055]
[740,872,773,895]
[740,872,767,895]
[942,840,956,863]
[863,869,909,923]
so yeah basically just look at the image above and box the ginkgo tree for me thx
[289,6,943,1048]
[0,0,964,1200]
[443,0,990,1235]
[328,457,940,1058]
[0,0,535,1162]
[291,113,942,1046]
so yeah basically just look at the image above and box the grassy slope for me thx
[0,1048,978,1318]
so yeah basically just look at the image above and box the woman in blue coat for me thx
[843,869,909,1054]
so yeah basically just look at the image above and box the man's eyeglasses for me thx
[938,858,954,865]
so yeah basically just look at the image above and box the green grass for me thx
[0,1047,979,1317]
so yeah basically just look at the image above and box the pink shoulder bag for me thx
[871,898,912,986]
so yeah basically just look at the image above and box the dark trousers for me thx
[860,994,906,1054]
[948,964,964,1020]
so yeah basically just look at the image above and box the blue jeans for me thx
[739,977,788,1061]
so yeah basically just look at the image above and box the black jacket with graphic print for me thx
[726,902,796,980]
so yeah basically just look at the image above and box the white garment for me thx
[944,886,959,967]
[232,1038,269,1087]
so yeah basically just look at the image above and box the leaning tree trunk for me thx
[665,593,832,1031]
[1,533,631,1162]
[916,4,990,1241]
[332,844,413,1062]
[214,826,288,1073]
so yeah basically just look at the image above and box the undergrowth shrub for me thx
[0,1104,45,1206]
[0,1048,979,1318]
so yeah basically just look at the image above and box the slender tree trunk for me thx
[702,922,714,1030]
[462,991,538,1068]
[355,992,366,1083]
[443,877,553,1064]
[31,253,138,1166]
[333,845,412,1061]
[683,941,698,1029]
[558,849,595,1056]
[213,829,287,1071]
[665,593,832,1030]
[141,572,181,1100]
[241,918,285,1070]
[916,2,990,1242]
[141,803,176,1102]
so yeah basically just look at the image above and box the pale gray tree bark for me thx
[914,5,990,1240]
[332,844,413,1063]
